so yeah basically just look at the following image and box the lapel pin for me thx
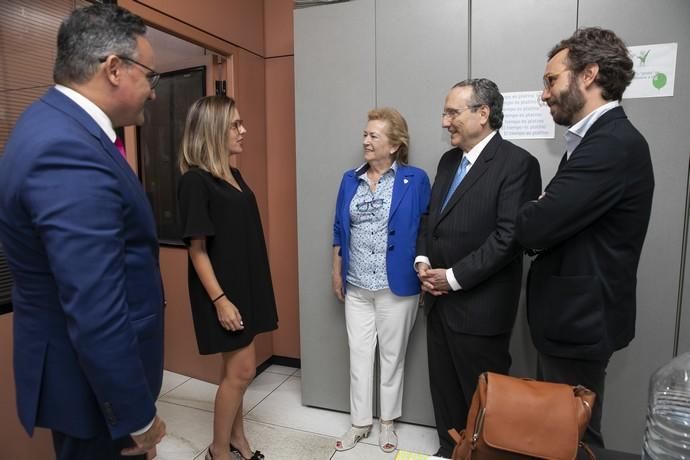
[403,178,409,184]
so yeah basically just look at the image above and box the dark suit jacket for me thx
[516,106,654,360]
[417,133,541,335]
[0,88,165,438]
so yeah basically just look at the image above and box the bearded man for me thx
[515,27,654,448]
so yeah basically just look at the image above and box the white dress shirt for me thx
[55,85,117,143]
[565,100,620,159]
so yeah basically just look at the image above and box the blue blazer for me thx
[0,88,164,439]
[333,163,431,296]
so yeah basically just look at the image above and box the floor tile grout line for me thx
[157,398,215,414]
[158,376,192,398]
[262,368,298,377]
[244,417,338,442]
[243,373,293,415]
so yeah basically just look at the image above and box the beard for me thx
[548,79,585,126]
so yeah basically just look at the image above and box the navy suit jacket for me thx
[417,133,542,335]
[0,88,164,439]
[333,163,431,296]
[517,106,654,360]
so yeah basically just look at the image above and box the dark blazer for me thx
[0,88,165,438]
[333,163,431,296]
[516,106,654,360]
[417,133,541,335]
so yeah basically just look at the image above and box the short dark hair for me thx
[548,27,634,101]
[452,78,504,130]
[54,4,147,85]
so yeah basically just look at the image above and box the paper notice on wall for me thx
[624,43,677,99]
[500,91,555,140]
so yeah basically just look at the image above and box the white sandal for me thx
[379,422,398,453]
[335,425,371,451]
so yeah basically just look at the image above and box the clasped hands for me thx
[416,263,450,296]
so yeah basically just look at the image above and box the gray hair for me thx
[53,4,146,85]
[452,78,504,130]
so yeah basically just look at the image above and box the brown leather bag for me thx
[449,372,596,460]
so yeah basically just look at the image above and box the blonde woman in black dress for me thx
[178,96,278,460]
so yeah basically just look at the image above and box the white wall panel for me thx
[295,0,376,412]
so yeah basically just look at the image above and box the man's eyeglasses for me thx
[542,69,571,90]
[100,55,161,89]
[441,104,482,120]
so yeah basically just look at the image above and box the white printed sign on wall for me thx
[625,43,677,99]
[500,91,555,140]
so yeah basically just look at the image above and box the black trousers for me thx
[427,305,512,457]
[52,430,145,460]
[537,352,610,449]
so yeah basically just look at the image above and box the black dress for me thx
[177,167,278,354]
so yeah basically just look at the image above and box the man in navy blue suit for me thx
[0,4,166,459]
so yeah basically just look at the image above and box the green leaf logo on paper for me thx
[652,72,667,90]
[636,50,651,65]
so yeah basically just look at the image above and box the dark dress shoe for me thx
[434,447,453,458]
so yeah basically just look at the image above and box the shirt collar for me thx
[565,100,620,158]
[55,84,117,142]
[463,130,497,165]
[356,160,398,179]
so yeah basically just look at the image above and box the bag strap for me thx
[448,428,462,444]
[449,428,473,460]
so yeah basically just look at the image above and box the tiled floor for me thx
[155,366,441,460]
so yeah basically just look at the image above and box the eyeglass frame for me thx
[230,119,245,132]
[441,104,483,120]
[355,198,384,212]
[99,55,161,89]
[542,69,571,91]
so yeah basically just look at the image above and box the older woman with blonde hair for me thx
[177,95,277,460]
[332,107,430,453]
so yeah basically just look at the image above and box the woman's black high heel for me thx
[230,444,265,460]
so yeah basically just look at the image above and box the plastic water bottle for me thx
[643,351,690,459]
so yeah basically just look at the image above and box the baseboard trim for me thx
[257,355,301,375]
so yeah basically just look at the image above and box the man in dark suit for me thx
[516,28,654,447]
[416,78,541,457]
[0,4,166,459]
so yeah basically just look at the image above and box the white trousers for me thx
[345,284,419,426]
